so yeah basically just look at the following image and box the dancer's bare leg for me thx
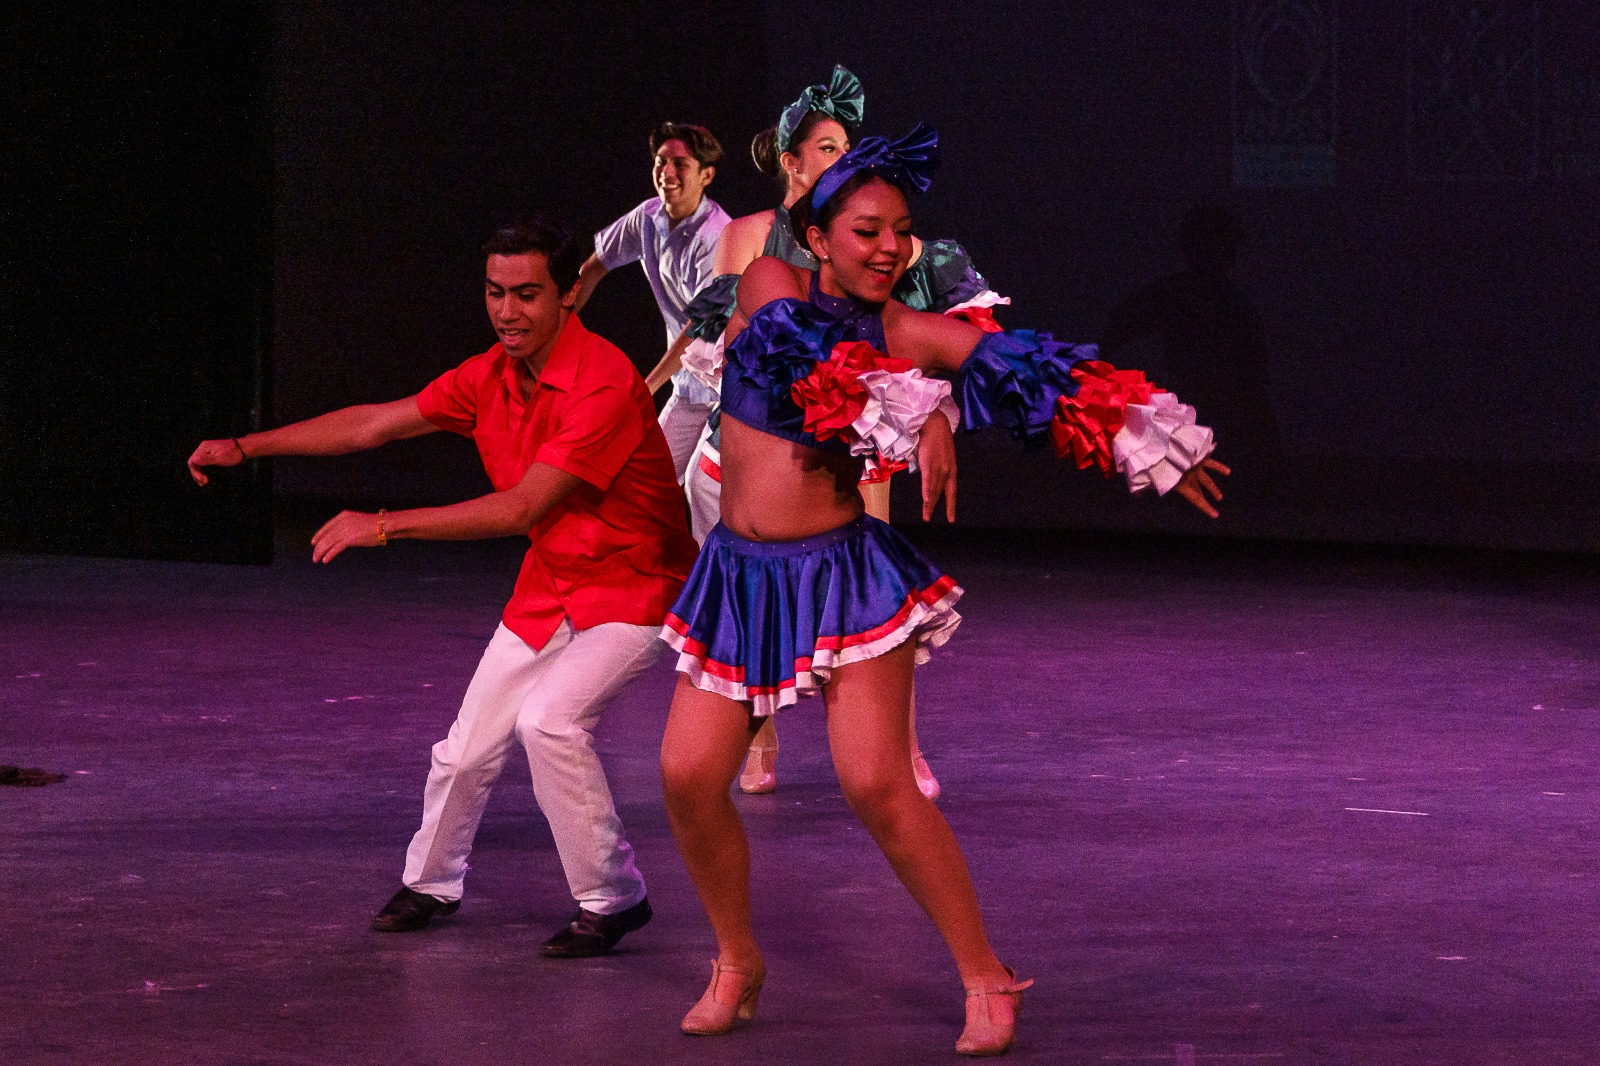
[822,642,1006,986]
[858,479,935,787]
[661,677,765,969]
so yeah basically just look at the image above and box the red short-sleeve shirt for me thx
[416,315,698,650]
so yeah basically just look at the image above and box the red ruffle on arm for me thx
[790,341,912,443]
[945,304,1004,333]
[859,456,910,484]
[1048,360,1166,475]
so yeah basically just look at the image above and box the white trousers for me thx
[658,382,717,483]
[402,619,661,914]
[684,430,722,545]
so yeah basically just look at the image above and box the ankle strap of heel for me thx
[965,966,1034,998]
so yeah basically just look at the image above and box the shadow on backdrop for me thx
[1101,205,1284,519]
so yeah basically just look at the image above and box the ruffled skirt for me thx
[661,514,962,716]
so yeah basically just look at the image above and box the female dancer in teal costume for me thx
[675,65,1001,799]
[658,127,1228,1055]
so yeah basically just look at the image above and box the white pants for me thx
[658,376,718,482]
[402,619,661,914]
[684,431,722,545]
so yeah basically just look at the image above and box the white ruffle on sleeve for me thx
[1111,393,1216,495]
[943,290,1011,316]
[845,368,956,470]
[680,336,725,392]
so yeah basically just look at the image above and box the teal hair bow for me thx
[776,64,865,154]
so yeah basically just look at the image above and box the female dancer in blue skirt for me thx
[657,126,1227,1055]
[675,65,1002,798]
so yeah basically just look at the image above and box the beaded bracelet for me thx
[376,508,388,546]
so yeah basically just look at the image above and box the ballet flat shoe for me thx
[955,967,1034,1057]
[738,745,777,795]
[680,958,765,1035]
[912,751,941,802]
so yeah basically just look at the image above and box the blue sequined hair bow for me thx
[809,123,940,214]
[776,64,865,153]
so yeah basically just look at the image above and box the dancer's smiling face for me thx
[782,117,850,195]
[653,138,714,220]
[807,177,912,304]
[484,252,574,366]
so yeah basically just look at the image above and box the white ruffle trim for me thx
[845,368,958,469]
[662,583,963,717]
[681,336,725,392]
[937,392,961,433]
[943,289,1011,315]
[1111,393,1216,495]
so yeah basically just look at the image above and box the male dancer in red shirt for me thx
[188,217,698,956]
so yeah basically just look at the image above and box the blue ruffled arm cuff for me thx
[953,330,1100,447]
[683,274,741,341]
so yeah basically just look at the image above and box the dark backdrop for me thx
[2,4,273,562]
[5,2,1596,560]
[270,0,775,511]
[273,0,1599,552]
[764,2,1600,550]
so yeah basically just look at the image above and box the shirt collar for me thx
[651,195,713,240]
[498,312,586,395]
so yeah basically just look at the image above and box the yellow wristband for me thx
[376,508,388,546]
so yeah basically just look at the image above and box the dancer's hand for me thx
[1174,458,1230,518]
[186,438,247,486]
[311,510,385,564]
[918,413,957,522]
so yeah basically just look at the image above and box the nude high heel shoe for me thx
[911,749,941,801]
[738,743,777,794]
[955,968,1033,1056]
[680,959,765,1035]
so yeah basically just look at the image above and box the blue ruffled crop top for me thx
[720,276,886,454]
[721,273,1101,456]
[720,257,1107,464]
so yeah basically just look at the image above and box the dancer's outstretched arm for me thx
[644,331,693,394]
[186,396,437,485]
[732,259,1225,518]
[187,394,584,561]
[309,461,581,563]
[571,254,609,314]
[891,306,1230,517]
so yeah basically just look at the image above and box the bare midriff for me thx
[718,415,865,542]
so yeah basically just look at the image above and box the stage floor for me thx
[4,525,1598,1065]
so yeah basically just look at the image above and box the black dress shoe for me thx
[539,896,652,957]
[371,886,460,932]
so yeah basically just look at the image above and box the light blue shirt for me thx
[595,196,729,406]
[594,196,730,346]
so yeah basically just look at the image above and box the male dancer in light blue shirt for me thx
[576,122,730,480]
